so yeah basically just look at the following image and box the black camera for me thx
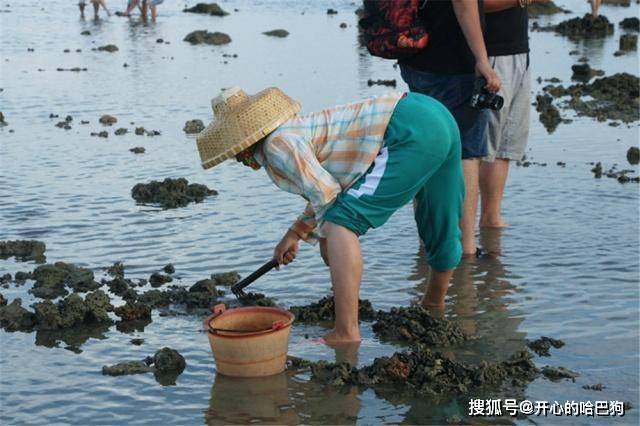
[469,77,504,111]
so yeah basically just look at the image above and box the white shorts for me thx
[484,53,531,162]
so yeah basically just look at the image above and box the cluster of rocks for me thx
[535,94,562,133]
[571,63,604,82]
[373,306,468,347]
[29,262,101,299]
[102,347,186,385]
[615,33,638,55]
[551,14,614,39]
[541,73,639,124]
[0,240,46,262]
[289,296,376,323]
[526,336,565,357]
[131,177,218,209]
[620,17,639,31]
[590,162,640,183]
[528,0,567,16]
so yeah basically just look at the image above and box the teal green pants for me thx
[323,92,464,271]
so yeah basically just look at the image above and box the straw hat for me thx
[196,86,301,169]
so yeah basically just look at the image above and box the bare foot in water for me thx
[480,218,510,228]
[322,329,361,346]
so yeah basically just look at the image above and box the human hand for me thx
[273,229,300,267]
[475,59,500,93]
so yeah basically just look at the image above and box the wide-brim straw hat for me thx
[196,86,301,169]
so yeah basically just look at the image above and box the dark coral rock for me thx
[367,79,396,87]
[0,299,37,331]
[184,30,231,45]
[129,147,145,154]
[627,146,639,165]
[619,33,638,51]
[541,366,579,381]
[0,273,11,284]
[131,338,144,345]
[290,296,376,323]
[114,301,152,321]
[183,3,228,16]
[554,14,614,39]
[162,264,175,274]
[149,272,173,288]
[153,347,186,373]
[97,44,119,52]
[33,290,113,330]
[0,240,46,262]
[99,114,117,125]
[102,361,152,376]
[211,271,240,286]
[310,361,360,386]
[527,336,565,357]
[571,63,604,82]
[183,119,204,134]
[138,289,172,308]
[263,29,289,38]
[373,306,468,347]
[31,262,100,299]
[620,17,639,31]
[237,292,276,307]
[0,293,6,307]
[131,177,217,209]
[528,1,566,16]
[14,271,33,282]
[114,127,128,135]
[107,262,125,279]
[535,94,562,133]
[583,383,606,390]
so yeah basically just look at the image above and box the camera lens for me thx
[489,94,504,111]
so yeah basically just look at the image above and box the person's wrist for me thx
[287,228,303,241]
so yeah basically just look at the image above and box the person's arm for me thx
[262,134,342,264]
[451,0,500,92]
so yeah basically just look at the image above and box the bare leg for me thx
[422,269,453,308]
[92,0,99,19]
[461,158,480,255]
[79,1,86,18]
[590,0,601,18]
[150,5,157,22]
[141,0,148,22]
[124,0,139,16]
[479,158,510,228]
[322,222,362,345]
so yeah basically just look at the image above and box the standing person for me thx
[90,0,110,19]
[142,0,164,23]
[479,0,538,229]
[197,87,465,344]
[78,1,86,18]
[399,0,500,257]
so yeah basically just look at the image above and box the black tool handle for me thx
[231,258,279,294]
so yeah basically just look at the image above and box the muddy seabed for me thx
[1,0,638,425]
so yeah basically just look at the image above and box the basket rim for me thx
[205,306,295,338]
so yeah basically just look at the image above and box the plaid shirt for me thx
[254,92,404,243]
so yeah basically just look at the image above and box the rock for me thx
[0,299,36,331]
[183,119,204,134]
[129,147,145,154]
[134,126,146,135]
[619,33,637,50]
[626,146,639,165]
[107,262,125,279]
[102,361,152,376]
[114,128,128,135]
[290,296,376,323]
[162,264,175,274]
[149,272,173,287]
[56,68,88,72]
[81,30,91,35]
[0,240,46,262]
[554,14,614,39]
[99,114,117,125]
[0,111,7,126]
[535,94,562,133]
[183,3,228,16]
[131,177,218,209]
[131,338,144,345]
[138,289,172,308]
[541,366,579,381]
[620,17,639,31]
[153,347,186,373]
[184,30,231,45]
[263,29,289,38]
[14,271,32,282]
[0,273,11,284]
[189,279,218,295]
[306,347,540,400]
[367,79,396,87]
[31,262,100,299]
[114,301,152,321]
[583,383,606,390]
[591,162,603,178]
[571,63,604,82]
[327,8,338,15]
[0,293,6,306]
[97,44,119,52]
[340,22,347,28]
[543,73,639,123]
[237,292,276,307]
[211,271,240,286]
[526,336,565,356]
[528,1,566,16]
[373,306,468,346]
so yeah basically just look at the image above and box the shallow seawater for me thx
[1,0,639,424]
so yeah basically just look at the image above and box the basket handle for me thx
[271,320,286,331]
[212,303,226,318]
